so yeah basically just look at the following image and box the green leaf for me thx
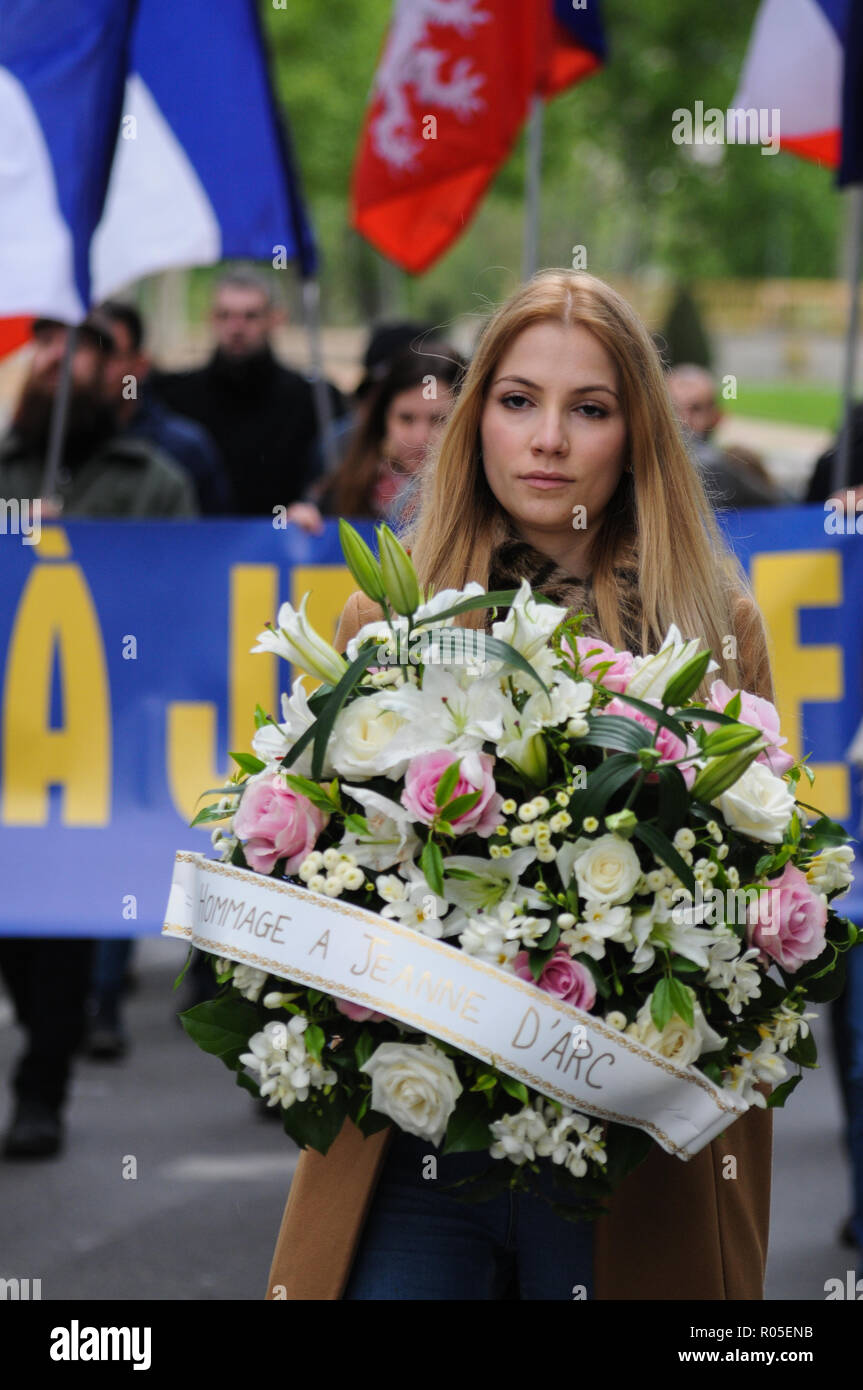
[254,704,273,730]
[650,977,675,1031]
[441,789,482,821]
[343,812,370,835]
[667,976,695,1025]
[304,1023,325,1065]
[723,691,742,720]
[418,589,539,624]
[172,945,195,991]
[280,1093,348,1155]
[469,1073,498,1093]
[189,803,234,828]
[499,1075,530,1103]
[229,750,266,775]
[656,763,689,833]
[766,1074,802,1108]
[354,1030,375,1068]
[279,638,379,781]
[280,771,338,814]
[440,1091,493,1154]
[435,757,462,808]
[420,838,444,896]
[581,712,653,752]
[179,997,261,1068]
[568,753,641,822]
[632,822,696,893]
[606,692,689,742]
[661,650,713,705]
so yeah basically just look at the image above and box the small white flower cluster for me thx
[489,1097,606,1177]
[298,847,365,896]
[459,900,547,966]
[210,793,240,862]
[232,964,269,1002]
[703,932,763,1014]
[239,1017,336,1110]
[806,843,854,898]
[723,1003,818,1107]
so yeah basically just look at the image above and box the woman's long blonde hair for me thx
[402,269,754,687]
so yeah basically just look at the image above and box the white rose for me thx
[329,694,410,779]
[573,833,642,905]
[626,995,726,1066]
[713,761,795,844]
[360,1041,462,1146]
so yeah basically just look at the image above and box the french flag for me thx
[0,0,316,328]
[733,0,862,184]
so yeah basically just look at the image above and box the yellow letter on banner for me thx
[1,530,111,825]
[166,565,279,824]
[749,550,847,819]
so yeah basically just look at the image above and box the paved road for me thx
[0,935,857,1302]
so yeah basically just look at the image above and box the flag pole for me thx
[522,94,544,282]
[300,276,340,476]
[831,184,863,495]
[39,325,77,505]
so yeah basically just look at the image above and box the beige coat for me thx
[267,589,775,1300]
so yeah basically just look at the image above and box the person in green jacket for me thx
[0,312,197,519]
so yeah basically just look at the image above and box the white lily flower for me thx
[253,593,349,687]
[491,579,568,692]
[251,677,335,778]
[375,665,510,758]
[441,849,545,917]
[339,784,421,870]
[625,623,718,702]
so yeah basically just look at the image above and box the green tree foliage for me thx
[260,0,841,323]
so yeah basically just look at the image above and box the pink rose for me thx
[570,636,635,693]
[747,861,827,972]
[334,998,386,1024]
[233,773,328,875]
[400,750,504,838]
[513,947,597,1010]
[603,696,700,788]
[708,679,793,777]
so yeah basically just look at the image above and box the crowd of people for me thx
[0,268,860,1264]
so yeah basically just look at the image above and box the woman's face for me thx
[480,320,628,550]
[383,382,453,474]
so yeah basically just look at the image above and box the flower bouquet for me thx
[163,521,858,1218]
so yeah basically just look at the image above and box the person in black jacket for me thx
[148,268,346,515]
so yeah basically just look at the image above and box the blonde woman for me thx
[266,269,774,1301]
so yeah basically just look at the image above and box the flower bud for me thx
[339,519,387,604]
[377,524,420,616]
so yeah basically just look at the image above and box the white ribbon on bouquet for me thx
[163,850,750,1158]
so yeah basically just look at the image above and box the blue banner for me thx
[0,509,861,935]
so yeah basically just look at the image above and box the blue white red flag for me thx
[733,0,861,183]
[0,0,316,326]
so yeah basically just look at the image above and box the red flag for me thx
[0,317,34,361]
[350,0,603,274]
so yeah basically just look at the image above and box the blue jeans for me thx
[343,1128,596,1300]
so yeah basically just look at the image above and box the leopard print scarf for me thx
[486,526,645,657]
